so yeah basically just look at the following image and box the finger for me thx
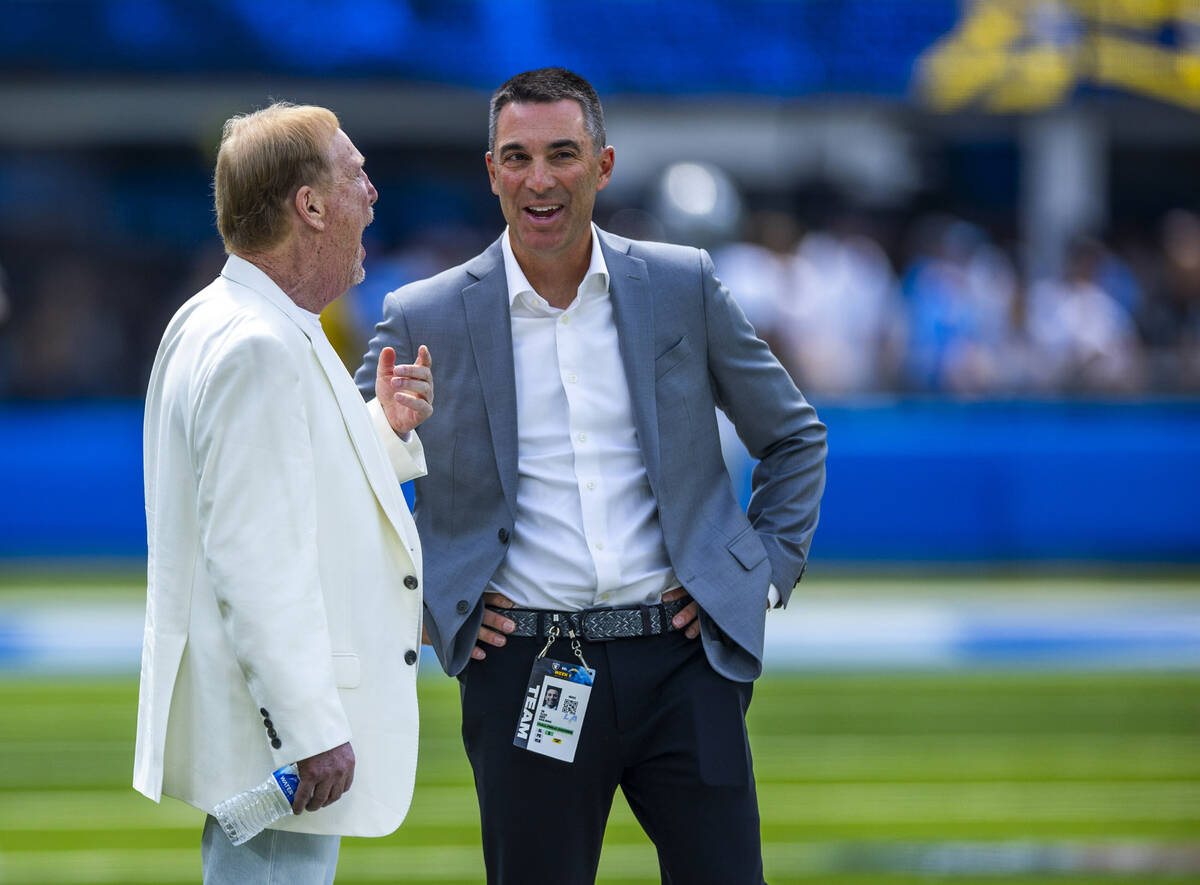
[307,778,332,811]
[344,765,354,795]
[326,779,344,807]
[661,587,686,603]
[390,377,432,398]
[481,608,515,634]
[415,344,431,368]
[391,367,432,384]
[471,645,487,661]
[378,346,396,381]
[477,625,507,647]
[483,592,515,609]
[391,358,432,378]
[392,393,433,416]
[292,780,315,815]
[672,600,700,630]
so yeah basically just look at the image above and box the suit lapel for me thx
[220,257,418,556]
[306,327,420,557]
[462,244,520,513]
[600,233,662,498]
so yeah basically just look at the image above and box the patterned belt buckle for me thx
[581,606,654,641]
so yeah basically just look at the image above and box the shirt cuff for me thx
[767,583,782,610]
[367,397,428,482]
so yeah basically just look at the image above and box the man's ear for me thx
[296,185,325,232]
[596,146,614,193]
[485,152,499,196]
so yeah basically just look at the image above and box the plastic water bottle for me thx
[213,763,299,845]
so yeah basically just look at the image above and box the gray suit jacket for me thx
[355,229,826,681]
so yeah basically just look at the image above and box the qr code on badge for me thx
[562,696,578,718]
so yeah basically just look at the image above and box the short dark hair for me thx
[488,67,606,155]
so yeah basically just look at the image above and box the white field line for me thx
[3,591,1200,671]
[3,780,1197,834]
[3,839,1200,882]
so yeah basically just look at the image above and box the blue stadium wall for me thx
[1,400,1198,563]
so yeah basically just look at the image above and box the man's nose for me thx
[525,158,555,193]
[366,173,378,204]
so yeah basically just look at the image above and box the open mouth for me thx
[524,204,563,222]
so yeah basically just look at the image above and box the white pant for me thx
[201,815,340,884]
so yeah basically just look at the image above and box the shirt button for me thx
[271,738,282,749]
[498,527,510,543]
[456,599,470,615]
[586,481,595,490]
[577,433,587,443]
[404,649,417,665]
[404,575,419,590]
[259,708,270,718]
[595,541,605,550]
[567,374,578,383]
[561,315,569,325]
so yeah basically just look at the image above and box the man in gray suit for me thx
[356,68,826,884]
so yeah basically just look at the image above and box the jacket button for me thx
[498,527,509,543]
[404,649,417,665]
[267,727,278,739]
[259,708,269,718]
[263,718,273,729]
[456,599,469,614]
[271,738,282,749]
[404,575,419,590]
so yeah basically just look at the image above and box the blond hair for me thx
[214,102,339,254]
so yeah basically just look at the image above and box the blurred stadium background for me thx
[1,1,1199,883]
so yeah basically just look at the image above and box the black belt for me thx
[488,597,690,641]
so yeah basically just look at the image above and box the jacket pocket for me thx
[332,653,361,688]
[727,527,768,571]
[654,335,692,380]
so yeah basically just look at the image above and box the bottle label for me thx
[272,765,299,803]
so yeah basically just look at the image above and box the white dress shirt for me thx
[487,225,678,611]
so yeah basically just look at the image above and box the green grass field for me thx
[2,668,1198,884]
[1,572,1198,883]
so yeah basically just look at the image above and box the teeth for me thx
[527,205,562,215]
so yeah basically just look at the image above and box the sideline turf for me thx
[1,670,1197,884]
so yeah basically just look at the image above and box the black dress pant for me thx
[459,629,765,885]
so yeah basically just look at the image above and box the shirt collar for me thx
[221,253,325,331]
[501,223,609,309]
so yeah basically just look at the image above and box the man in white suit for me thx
[135,102,433,884]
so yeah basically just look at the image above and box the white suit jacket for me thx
[134,255,425,837]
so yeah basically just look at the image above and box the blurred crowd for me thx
[1,206,1198,401]
[711,207,1200,398]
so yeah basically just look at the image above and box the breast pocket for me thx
[654,335,692,381]
[332,653,361,689]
